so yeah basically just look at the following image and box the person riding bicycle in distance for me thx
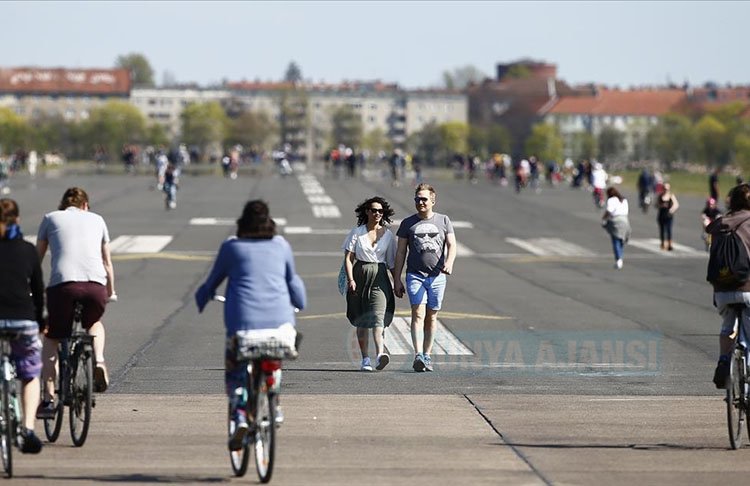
[195,199,306,451]
[708,183,750,388]
[36,187,116,418]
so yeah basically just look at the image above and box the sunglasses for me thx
[368,208,384,214]
[414,197,430,203]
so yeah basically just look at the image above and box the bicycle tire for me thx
[0,365,13,478]
[727,347,745,449]
[228,404,250,477]
[254,377,276,484]
[43,349,65,442]
[69,346,93,447]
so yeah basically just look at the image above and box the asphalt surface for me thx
[3,163,748,485]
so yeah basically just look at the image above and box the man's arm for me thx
[392,237,408,298]
[101,242,115,298]
[36,239,48,262]
[442,232,457,275]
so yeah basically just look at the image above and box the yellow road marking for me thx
[112,252,212,262]
[299,311,511,321]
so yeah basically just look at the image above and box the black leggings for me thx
[658,217,673,243]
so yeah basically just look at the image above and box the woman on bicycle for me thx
[0,199,43,453]
[708,183,750,388]
[195,199,306,451]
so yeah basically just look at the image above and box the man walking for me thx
[393,183,457,372]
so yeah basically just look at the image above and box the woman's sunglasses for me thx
[368,208,384,214]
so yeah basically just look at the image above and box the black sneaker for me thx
[412,353,426,372]
[18,428,42,454]
[713,359,730,389]
[36,400,56,420]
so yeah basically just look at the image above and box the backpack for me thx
[706,216,750,289]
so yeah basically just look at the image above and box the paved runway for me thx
[4,163,746,484]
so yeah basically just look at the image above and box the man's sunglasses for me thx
[368,208,384,214]
[414,197,430,203]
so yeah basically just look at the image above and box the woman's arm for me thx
[195,243,230,312]
[344,250,357,292]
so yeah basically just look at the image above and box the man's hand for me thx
[441,264,453,275]
[393,280,405,298]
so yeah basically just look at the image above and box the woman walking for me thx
[602,187,631,269]
[342,197,397,371]
[656,182,680,250]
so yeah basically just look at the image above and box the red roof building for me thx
[0,67,131,95]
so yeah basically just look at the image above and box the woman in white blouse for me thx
[602,186,631,270]
[342,197,397,371]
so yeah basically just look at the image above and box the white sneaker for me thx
[360,357,373,372]
[615,259,623,269]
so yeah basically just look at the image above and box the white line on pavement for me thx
[109,235,173,254]
[190,217,287,226]
[386,317,473,356]
[628,238,702,255]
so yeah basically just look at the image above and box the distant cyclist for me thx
[0,199,44,453]
[195,199,306,451]
[708,184,750,388]
[36,188,116,418]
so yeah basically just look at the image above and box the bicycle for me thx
[726,303,750,449]
[214,296,299,483]
[0,330,23,477]
[42,302,95,447]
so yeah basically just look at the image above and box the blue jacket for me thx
[195,236,306,335]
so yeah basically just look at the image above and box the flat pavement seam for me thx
[463,394,553,486]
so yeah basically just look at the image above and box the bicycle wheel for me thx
[69,346,93,447]
[43,350,65,442]
[228,404,250,477]
[0,371,13,478]
[254,379,276,484]
[727,348,745,449]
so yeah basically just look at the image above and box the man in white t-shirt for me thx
[35,187,116,418]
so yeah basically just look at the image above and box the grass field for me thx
[613,170,739,199]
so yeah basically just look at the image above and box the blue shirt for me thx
[195,236,306,335]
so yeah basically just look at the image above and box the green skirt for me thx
[346,261,395,328]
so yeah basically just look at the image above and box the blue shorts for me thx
[0,320,42,381]
[406,273,447,310]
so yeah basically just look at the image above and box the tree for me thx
[570,132,597,161]
[646,113,694,169]
[115,53,155,87]
[80,100,147,160]
[362,128,391,155]
[468,125,487,156]
[441,65,487,90]
[506,64,532,79]
[597,126,626,162]
[329,105,363,148]
[284,61,303,83]
[409,121,442,165]
[180,101,229,161]
[485,124,513,155]
[694,114,729,166]
[439,121,470,156]
[733,133,750,175]
[226,110,276,151]
[145,123,170,148]
[0,107,31,153]
[278,89,308,154]
[30,114,83,157]
[524,123,564,162]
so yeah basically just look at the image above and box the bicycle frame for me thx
[727,305,750,449]
[0,333,21,478]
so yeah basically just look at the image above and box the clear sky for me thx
[3,1,749,89]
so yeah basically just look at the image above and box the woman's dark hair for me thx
[354,196,394,227]
[606,186,624,201]
[728,183,750,213]
[58,187,89,210]
[0,198,19,239]
[237,199,276,239]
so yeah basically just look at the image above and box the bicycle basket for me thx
[233,336,298,361]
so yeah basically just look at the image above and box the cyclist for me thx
[195,199,306,451]
[0,199,43,453]
[35,187,116,418]
[701,197,722,251]
[708,184,750,388]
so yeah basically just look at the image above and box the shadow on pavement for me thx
[500,442,727,451]
[20,474,227,483]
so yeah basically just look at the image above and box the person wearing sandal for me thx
[35,188,116,419]
[342,197,397,371]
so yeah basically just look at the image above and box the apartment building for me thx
[0,67,130,122]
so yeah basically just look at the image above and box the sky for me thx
[3,1,749,89]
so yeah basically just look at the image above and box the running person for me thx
[36,187,116,418]
[393,183,457,372]
[195,200,306,450]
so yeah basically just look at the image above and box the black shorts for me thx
[46,282,107,339]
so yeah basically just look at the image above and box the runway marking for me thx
[284,226,349,235]
[297,173,341,218]
[392,219,473,229]
[505,237,596,257]
[112,252,211,262]
[456,241,475,256]
[628,238,703,256]
[387,317,473,356]
[190,217,287,226]
[109,235,173,254]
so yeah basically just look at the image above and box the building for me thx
[0,67,130,122]
[541,88,687,160]
[129,87,230,139]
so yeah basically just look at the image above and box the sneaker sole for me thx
[94,367,109,393]
[228,424,249,451]
[376,355,390,371]
[413,359,425,372]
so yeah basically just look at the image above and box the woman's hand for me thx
[347,279,356,293]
